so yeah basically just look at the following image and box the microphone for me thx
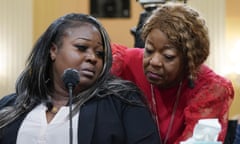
[62,68,80,144]
[62,68,80,90]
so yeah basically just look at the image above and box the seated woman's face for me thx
[50,23,104,92]
[143,28,184,88]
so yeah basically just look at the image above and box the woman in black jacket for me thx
[0,13,161,144]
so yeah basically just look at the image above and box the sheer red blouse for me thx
[111,43,234,144]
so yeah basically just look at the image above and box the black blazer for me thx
[0,93,161,144]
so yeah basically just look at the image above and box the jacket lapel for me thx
[77,101,97,144]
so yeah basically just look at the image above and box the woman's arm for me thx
[121,92,161,144]
[111,43,128,77]
[176,78,234,143]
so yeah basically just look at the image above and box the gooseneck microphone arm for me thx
[62,68,80,144]
[68,83,74,144]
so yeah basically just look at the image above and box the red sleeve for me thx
[111,43,129,77]
[175,68,234,143]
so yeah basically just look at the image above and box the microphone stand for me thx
[62,68,79,144]
[68,83,73,144]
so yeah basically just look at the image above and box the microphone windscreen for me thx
[62,68,80,89]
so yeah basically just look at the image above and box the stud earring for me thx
[51,55,55,61]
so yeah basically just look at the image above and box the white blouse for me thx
[16,104,79,144]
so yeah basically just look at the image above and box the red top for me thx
[111,43,234,144]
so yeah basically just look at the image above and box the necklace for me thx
[50,106,59,114]
[150,81,182,144]
[46,104,59,114]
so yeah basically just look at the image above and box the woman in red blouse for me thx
[111,3,234,144]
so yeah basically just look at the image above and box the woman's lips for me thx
[81,69,95,77]
[146,71,163,80]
